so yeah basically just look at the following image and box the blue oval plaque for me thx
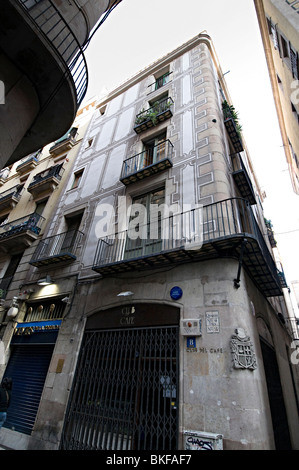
[170,286,183,300]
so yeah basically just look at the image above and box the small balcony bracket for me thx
[234,238,248,289]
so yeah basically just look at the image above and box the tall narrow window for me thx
[71,169,84,189]
[142,132,167,168]
[125,188,165,259]
[155,71,171,90]
[35,199,48,216]
[60,212,83,254]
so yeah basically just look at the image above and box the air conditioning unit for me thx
[180,319,201,336]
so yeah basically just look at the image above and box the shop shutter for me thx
[3,344,54,435]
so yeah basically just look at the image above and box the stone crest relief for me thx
[230,328,257,370]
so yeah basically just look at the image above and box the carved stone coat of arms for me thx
[230,328,257,370]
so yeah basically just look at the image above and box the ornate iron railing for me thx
[28,163,64,188]
[0,212,45,239]
[18,0,88,106]
[0,184,24,202]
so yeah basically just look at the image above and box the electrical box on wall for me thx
[180,319,201,336]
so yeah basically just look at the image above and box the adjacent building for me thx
[254,0,299,194]
[0,0,122,169]
[0,33,298,450]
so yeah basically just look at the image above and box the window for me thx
[85,138,94,149]
[291,102,299,124]
[35,198,48,216]
[60,212,83,254]
[142,131,167,167]
[124,188,165,258]
[71,169,84,189]
[154,72,171,90]
[280,36,290,58]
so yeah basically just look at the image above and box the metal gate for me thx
[2,344,55,435]
[61,325,179,450]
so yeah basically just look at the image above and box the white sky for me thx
[83,0,299,285]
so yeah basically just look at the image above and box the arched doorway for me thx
[60,303,180,450]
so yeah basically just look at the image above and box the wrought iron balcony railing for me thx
[147,72,172,93]
[134,97,174,134]
[231,153,256,205]
[30,229,83,267]
[0,184,23,206]
[16,155,39,174]
[0,212,45,240]
[28,163,64,197]
[49,127,78,155]
[222,101,243,153]
[19,0,88,107]
[92,198,282,297]
[120,139,174,185]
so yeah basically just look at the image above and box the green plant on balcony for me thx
[222,100,242,137]
[264,218,277,247]
[135,99,173,127]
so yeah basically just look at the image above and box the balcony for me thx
[134,97,174,134]
[222,101,243,153]
[2,1,88,164]
[231,153,256,205]
[147,72,172,94]
[49,127,78,156]
[92,198,282,298]
[0,212,45,250]
[30,230,83,267]
[120,139,173,185]
[265,219,277,248]
[16,155,39,176]
[0,185,24,213]
[28,163,64,198]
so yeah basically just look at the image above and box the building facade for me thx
[0,0,122,169]
[0,33,298,450]
[254,0,299,194]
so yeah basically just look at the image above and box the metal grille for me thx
[61,326,179,450]
[3,344,55,435]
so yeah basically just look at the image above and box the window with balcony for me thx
[28,163,64,198]
[124,188,165,259]
[148,68,172,94]
[120,133,173,185]
[93,198,283,297]
[49,127,78,156]
[134,95,174,134]
[30,211,83,267]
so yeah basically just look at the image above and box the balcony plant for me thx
[135,99,173,127]
[222,100,242,137]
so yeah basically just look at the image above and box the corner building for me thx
[0,33,299,450]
